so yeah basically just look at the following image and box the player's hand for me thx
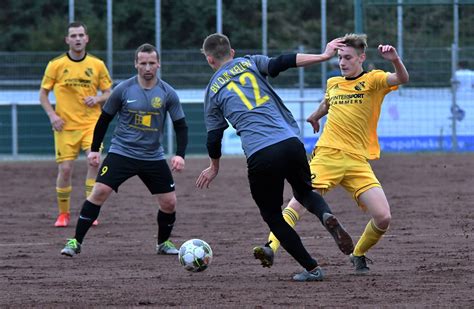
[87,151,101,167]
[323,38,345,59]
[306,117,321,133]
[196,166,218,189]
[49,112,65,131]
[378,44,400,62]
[170,155,185,172]
[84,96,98,107]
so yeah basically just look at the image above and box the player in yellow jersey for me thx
[39,22,112,227]
[254,33,409,274]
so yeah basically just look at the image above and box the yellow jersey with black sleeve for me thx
[317,70,397,160]
[41,53,112,130]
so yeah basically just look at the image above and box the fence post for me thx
[451,44,459,151]
[107,0,113,78]
[11,102,18,157]
[354,0,364,33]
[451,0,459,151]
[321,0,327,91]
[69,0,74,22]
[298,45,305,139]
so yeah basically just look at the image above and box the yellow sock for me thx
[85,178,95,198]
[56,186,72,214]
[353,219,387,256]
[268,206,300,253]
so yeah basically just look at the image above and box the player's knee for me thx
[58,163,73,179]
[89,183,112,204]
[374,212,391,230]
[158,194,177,212]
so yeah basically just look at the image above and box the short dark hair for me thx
[202,33,232,61]
[342,33,368,55]
[135,43,160,62]
[67,21,88,35]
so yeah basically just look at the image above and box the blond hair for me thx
[342,33,368,54]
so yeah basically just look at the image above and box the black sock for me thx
[264,212,318,271]
[74,200,101,244]
[295,190,332,224]
[157,210,176,244]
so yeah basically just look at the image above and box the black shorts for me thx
[96,153,175,194]
[247,137,313,215]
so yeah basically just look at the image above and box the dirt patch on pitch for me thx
[0,154,472,307]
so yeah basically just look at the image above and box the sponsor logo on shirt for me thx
[134,114,152,127]
[85,68,93,77]
[151,97,162,108]
[354,81,366,91]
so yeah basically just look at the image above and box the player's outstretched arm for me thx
[378,44,409,86]
[306,99,329,133]
[296,38,345,67]
[196,128,224,189]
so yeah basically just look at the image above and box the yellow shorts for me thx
[309,147,381,209]
[54,128,95,163]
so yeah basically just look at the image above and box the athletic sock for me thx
[157,210,176,244]
[268,206,300,252]
[353,219,387,256]
[85,178,95,198]
[296,190,331,224]
[56,186,72,214]
[74,200,101,244]
[266,212,317,271]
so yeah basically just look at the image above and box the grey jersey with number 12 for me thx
[102,76,185,160]
[204,55,300,158]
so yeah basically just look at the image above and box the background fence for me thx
[0,0,473,157]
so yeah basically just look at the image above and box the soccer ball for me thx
[178,239,213,272]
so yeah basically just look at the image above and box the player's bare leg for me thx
[351,187,391,274]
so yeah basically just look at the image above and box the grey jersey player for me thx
[196,33,353,282]
[61,43,188,258]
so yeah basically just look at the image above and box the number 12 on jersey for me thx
[226,72,269,110]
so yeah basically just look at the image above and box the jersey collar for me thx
[67,52,87,62]
[345,71,367,80]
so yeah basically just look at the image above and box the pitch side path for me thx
[1,154,472,307]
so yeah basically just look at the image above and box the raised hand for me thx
[378,45,400,61]
[323,38,346,59]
